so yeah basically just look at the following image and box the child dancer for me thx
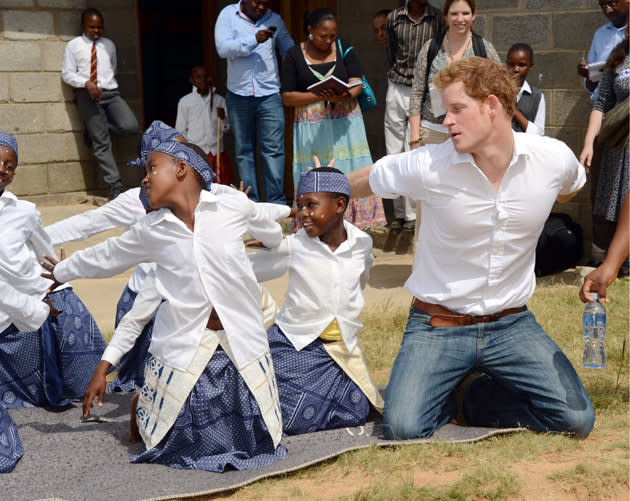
[176,65,235,185]
[43,141,286,472]
[250,167,383,435]
[507,43,545,135]
[46,120,185,392]
[0,131,106,408]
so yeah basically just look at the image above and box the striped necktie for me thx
[89,42,97,84]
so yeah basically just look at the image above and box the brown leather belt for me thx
[206,308,224,331]
[412,298,523,328]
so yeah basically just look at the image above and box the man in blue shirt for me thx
[215,0,294,204]
[577,0,628,103]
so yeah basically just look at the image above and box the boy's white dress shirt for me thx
[369,132,585,316]
[54,187,283,371]
[176,86,230,156]
[517,81,546,135]
[0,190,58,333]
[250,220,374,354]
[61,33,118,90]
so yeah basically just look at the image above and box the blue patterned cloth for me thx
[267,324,369,435]
[0,288,106,408]
[152,141,216,190]
[0,403,22,473]
[127,120,183,168]
[296,167,350,197]
[0,131,18,163]
[108,286,154,392]
[131,347,287,471]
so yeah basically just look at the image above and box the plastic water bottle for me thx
[583,293,606,368]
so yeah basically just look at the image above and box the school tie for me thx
[89,42,97,84]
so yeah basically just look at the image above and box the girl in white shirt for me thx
[0,131,107,410]
[250,167,384,435]
[43,141,286,472]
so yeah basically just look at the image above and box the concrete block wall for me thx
[0,0,142,201]
[338,0,606,255]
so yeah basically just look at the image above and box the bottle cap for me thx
[591,292,598,302]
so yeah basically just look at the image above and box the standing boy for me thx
[348,58,595,440]
[215,0,294,204]
[61,8,139,199]
[175,66,235,185]
[384,0,445,231]
[507,43,545,135]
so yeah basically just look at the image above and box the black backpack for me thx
[535,213,583,277]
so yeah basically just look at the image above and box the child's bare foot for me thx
[129,393,141,443]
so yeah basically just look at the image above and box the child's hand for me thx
[82,361,111,419]
[40,248,66,292]
[245,239,267,248]
[85,80,103,101]
[312,155,336,169]
[217,107,226,120]
[230,181,252,196]
[43,298,60,318]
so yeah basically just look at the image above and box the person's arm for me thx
[60,40,86,89]
[248,237,290,282]
[0,280,51,332]
[580,193,629,303]
[45,189,145,246]
[274,17,294,58]
[216,94,230,132]
[579,109,604,172]
[347,165,375,199]
[408,41,431,148]
[246,198,284,248]
[214,10,260,59]
[175,98,189,138]
[557,141,587,203]
[341,43,364,100]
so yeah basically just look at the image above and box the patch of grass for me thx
[547,459,629,498]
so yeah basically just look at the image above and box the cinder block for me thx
[492,15,550,50]
[15,133,65,164]
[472,15,489,39]
[526,0,588,10]
[0,0,35,8]
[38,0,87,8]
[534,51,585,89]
[0,104,46,134]
[45,102,83,132]
[553,12,604,50]
[10,73,64,102]
[62,83,76,102]
[43,42,68,72]
[476,0,519,10]
[58,12,81,41]
[3,11,54,40]
[100,12,138,44]
[47,161,97,193]
[550,90,593,127]
[0,42,41,71]
[545,125,583,154]
[10,163,49,196]
[0,75,8,103]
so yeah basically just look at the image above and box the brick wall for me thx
[0,0,141,202]
[339,0,606,252]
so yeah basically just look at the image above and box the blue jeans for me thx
[382,307,595,439]
[226,91,286,204]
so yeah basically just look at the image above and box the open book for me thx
[307,75,361,96]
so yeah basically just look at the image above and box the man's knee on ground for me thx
[554,405,595,438]
[382,412,433,440]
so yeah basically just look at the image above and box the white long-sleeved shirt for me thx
[54,188,283,371]
[250,221,374,354]
[0,278,50,332]
[176,87,230,156]
[0,190,57,332]
[369,132,585,315]
[517,81,546,136]
[61,33,118,90]
[45,187,152,293]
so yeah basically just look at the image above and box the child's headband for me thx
[0,131,18,163]
[128,120,183,168]
[150,140,215,191]
[296,168,350,197]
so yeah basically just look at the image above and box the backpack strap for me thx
[471,33,487,58]
[423,32,445,105]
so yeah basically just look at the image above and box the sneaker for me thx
[402,219,416,232]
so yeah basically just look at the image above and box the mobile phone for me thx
[268,26,277,33]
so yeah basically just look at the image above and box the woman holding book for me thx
[281,8,385,229]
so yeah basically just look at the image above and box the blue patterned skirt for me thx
[268,324,370,435]
[0,288,106,408]
[131,347,287,471]
[0,403,22,473]
[109,285,154,392]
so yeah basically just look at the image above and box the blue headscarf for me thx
[150,141,214,190]
[128,121,183,168]
[296,167,350,198]
[0,131,18,164]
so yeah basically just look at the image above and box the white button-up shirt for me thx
[517,81,546,136]
[0,278,49,332]
[0,190,57,332]
[369,132,585,315]
[176,87,230,156]
[54,188,283,371]
[250,221,374,354]
[45,187,153,293]
[61,34,119,90]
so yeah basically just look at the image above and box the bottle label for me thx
[583,313,606,328]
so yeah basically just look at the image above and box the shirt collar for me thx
[81,33,100,45]
[0,189,17,211]
[296,219,357,255]
[147,190,217,227]
[237,1,271,26]
[520,80,532,95]
[605,21,628,33]
[450,131,529,167]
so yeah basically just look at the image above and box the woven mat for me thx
[5,392,525,501]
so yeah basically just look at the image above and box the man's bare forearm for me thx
[347,165,374,199]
